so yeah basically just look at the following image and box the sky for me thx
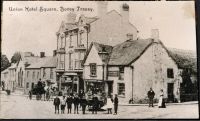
[2,1,196,61]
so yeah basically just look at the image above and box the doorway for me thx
[167,83,174,102]
[107,81,113,96]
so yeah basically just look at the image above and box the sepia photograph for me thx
[0,0,198,119]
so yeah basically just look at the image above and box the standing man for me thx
[113,94,118,115]
[73,94,79,114]
[81,96,87,114]
[147,88,155,107]
[53,95,61,114]
[66,95,73,114]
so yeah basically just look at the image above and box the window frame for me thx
[90,63,97,77]
[167,68,174,78]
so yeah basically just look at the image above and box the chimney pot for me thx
[40,52,45,58]
[53,50,57,56]
[126,33,133,41]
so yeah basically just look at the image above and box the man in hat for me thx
[53,95,60,114]
[147,88,155,107]
[113,94,118,115]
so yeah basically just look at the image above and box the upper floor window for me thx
[69,53,72,70]
[118,83,125,96]
[90,63,96,76]
[43,68,46,78]
[37,72,40,79]
[69,35,72,47]
[119,66,124,80]
[50,68,53,79]
[27,71,29,78]
[32,71,35,79]
[167,68,174,78]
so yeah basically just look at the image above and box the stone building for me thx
[55,2,138,93]
[24,55,56,94]
[82,30,197,103]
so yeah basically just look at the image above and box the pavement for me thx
[0,90,199,119]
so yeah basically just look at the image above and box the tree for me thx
[1,54,11,72]
[11,52,21,63]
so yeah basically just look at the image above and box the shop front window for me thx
[118,83,125,96]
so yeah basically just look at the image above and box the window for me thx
[119,66,124,80]
[60,54,65,69]
[118,83,125,96]
[90,63,96,76]
[37,72,40,79]
[167,68,174,78]
[32,71,35,79]
[69,35,72,47]
[50,68,53,79]
[26,82,29,89]
[69,53,72,70]
[27,71,29,78]
[43,68,46,78]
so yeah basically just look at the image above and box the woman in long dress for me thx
[158,89,166,108]
[102,96,113,114]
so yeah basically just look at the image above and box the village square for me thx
[1,1,198,119]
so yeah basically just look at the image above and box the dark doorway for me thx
[167,83,174,102]
[107,81,113,96]
[31,83,34,90]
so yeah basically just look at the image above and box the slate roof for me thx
[93,42,113,64]
[41,57,57,68]
[168,48,197,73]
[109,39,153,65]
[26,57,54,69]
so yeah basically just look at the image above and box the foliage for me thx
[1,54,11,72]
[11,52,21,63]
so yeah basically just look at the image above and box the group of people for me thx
[147,88,166,108]
[53,93,119,115]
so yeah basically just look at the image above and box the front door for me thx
[107,81,113,96]
[167,83,174,102]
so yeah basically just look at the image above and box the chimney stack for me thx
[126,33,133,41]
[121,3,129,24]
[97,1,108,18]
[53,50,57,56]
[151,29,159,42]
[40,52,45,58]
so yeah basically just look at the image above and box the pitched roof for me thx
[26,57,53,69]
[109,39,153,65]
[41,57,57,68]
[167,48,197,73]
[93,42,113,64]
[9,63,17,69]
[1,68,9,74]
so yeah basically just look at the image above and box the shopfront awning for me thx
[84,79,113,82]
[63,72,77,76]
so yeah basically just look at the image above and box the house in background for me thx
[1,63,17,92]
[8,63,17,92]
[1,68,10,91]
[24,53,56,94]
[55,1,138,93]
[83,30,197,103]
[168,48,197,102]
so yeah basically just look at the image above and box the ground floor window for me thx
[118,83,125,96]
[26,82,29,89]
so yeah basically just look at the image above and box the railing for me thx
[57,48,66,54]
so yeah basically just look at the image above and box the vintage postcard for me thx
[1,0,198,119]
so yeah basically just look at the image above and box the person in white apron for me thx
[158,89,166,108]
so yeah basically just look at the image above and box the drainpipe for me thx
[131,66,134,101]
